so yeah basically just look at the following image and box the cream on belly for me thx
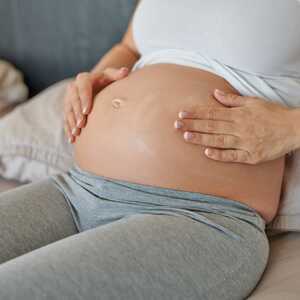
[74,64,285,224]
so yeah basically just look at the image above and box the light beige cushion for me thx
[0,60,28,112]
[266,150,300,234]
[0,79,74,182]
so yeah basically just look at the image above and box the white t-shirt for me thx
[132,0,300,107]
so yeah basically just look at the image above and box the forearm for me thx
[90,42,140,77]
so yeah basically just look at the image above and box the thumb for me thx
[94,67,130,88]
[213,89,248,107]
[102,67,130,82]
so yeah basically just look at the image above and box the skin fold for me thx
[74,63,286,224]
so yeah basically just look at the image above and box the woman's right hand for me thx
[63,67,130,144]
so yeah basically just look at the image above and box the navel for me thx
[112,98,126,109]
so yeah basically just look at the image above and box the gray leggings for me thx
[0,173,270,300]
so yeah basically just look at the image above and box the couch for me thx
[1,1,299,299]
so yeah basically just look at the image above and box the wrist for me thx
[90,42,140,76]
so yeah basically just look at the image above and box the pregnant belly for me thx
[74,63,285,224]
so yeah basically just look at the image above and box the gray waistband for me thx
[57,165,266,232]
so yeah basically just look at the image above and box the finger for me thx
[213,89,249,107]
[67,111,79,137]
[103,67,130,81]
[178,106,238,122]
[75,126,81,137]
[76,72,93,115]
[204,148,251,163]
[64,120,75,144]
[183,132,240,149]
[76,114,87,129]
[97,67,129,87]
[175,119,238,136]
[69,83,84,127]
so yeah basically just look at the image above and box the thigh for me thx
[0,177,78,264]
[0,213,269,300]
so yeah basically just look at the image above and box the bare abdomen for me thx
[74,64,285,224]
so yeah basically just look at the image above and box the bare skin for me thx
[74,63,286,224]
[65,1,288,225]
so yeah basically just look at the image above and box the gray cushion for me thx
[0,0,137,96]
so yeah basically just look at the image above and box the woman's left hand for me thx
[174,89,297,165]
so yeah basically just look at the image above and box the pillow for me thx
[0,78,299,235]
[0,60,28,112]
[266,150,300,235]
[0,79,74,182]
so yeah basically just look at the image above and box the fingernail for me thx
[82,106,88,114]
[72,127,77,135]
[184,132,194,140]
[68,137,73,144]
[178,111,189,119]
[174,120,184,129]
[215,89,225,96]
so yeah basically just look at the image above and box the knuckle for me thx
[68,82,77,99]
[230,151,238,161]
[76,72,89,81]
[207,107,216,119]
[72,97,81,111]
[67,81,75,91]
[65,84,74,101]
[230,135,239,148]
[206,120,215,131]
[195,133,203,144]
[67,111,75,123]
[216,135,225,147]
[70,93,80,106]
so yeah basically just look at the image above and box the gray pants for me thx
[0,172,270,300]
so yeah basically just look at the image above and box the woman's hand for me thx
[174,89,297,164]
[63,67,130,144]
